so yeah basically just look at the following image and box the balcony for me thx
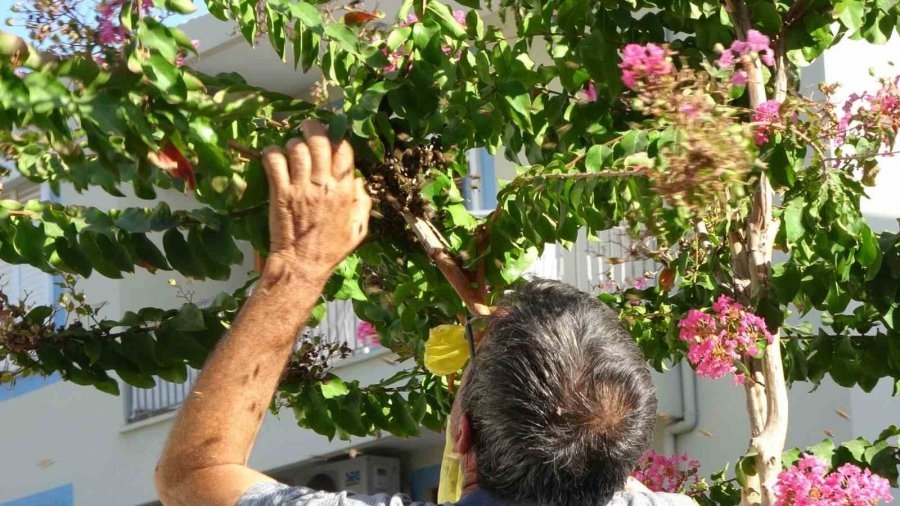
[125,299,377,424]
[125,227,657,424]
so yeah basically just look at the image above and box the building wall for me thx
[2,11,899,506]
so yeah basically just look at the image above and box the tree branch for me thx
[395,205,490,316]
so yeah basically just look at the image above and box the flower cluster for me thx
[97,0,152,46]
[752,99,784,145]
[716,30,775,86]
[631,451,701,493]
[617,43,755,213]
[775,455,892,506]
[356,321,380,349]
[619,43,674,89]
[836,75,900,147]
[678,295,774,384]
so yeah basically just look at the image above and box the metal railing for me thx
[125,299,377,424]
[126,367,200,423]
[125,226,655,424]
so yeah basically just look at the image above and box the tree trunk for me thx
[723,1,791,504]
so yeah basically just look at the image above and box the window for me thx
[462,148,497,214]
[0,181,54,311]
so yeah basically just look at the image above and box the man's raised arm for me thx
[154,120,371,506]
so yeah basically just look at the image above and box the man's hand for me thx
[155,120,370,506]
[262,119,372,286]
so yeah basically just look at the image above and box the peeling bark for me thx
[398,208,490,316]
[723,1,792,504]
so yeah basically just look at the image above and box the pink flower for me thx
[400,12,418,27]
[679,296,773,383]
[716,50,735,69]
[619,43,673,89]
[175,39,201,67]
[97,19,126,45]
[717,29,775,85]
[836,77,900,146]
[752,99,783,145]
[576,81,598,103]
[356,321,380,348]
[632,451,701,493]
[745,30,771,52]
[631,277,649,290]
[678,102,699,119]
[731,70,749,86]
[383,46,410,72]
[453,9,467,26]
[775,455,892,506]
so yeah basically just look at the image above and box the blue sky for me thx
[1,0,208,40]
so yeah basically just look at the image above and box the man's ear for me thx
[454,413,474,455]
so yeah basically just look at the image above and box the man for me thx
[155,120,693,506]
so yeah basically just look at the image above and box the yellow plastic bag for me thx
[424,324,470,376]
[436,423,464,503]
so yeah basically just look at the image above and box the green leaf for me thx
[585,145,613,172]
[389,392,420,437]
[357,81,401,114]
[162,228,206,278]
[857,225,879,268]
[331,386,368,436]
[79,231,123,278]
[808,439,836,462]
[320,374,350,399]
[171,303,205,332]
[783,198,805,246]
[297,384,336,440]
[503,92,533,130]
[14,220,46,267]
[834,0,865,31]
[114,208,152,233]
[199,226,244,267]
[324,24,358,54]
[412,20,440,50]
[25,306,53,324]
[291,2,323,28]
[129,233,172,271]
[118,369,156,389]
[748,1,783,33]
[386,26,413,51]
[161,0,196,14]
[426,2,467,39]
[54,237,92,277]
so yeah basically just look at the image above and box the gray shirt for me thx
[237,482,695,506]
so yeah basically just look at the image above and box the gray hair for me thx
[461,279,658,505]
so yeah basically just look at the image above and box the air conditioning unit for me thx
[289,456,401,496]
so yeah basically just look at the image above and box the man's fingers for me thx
[301,119,332,186]
[261,146,290,199]
[285,138,311,185]
[332,140,354,180]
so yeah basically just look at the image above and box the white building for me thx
[1,5,898,505]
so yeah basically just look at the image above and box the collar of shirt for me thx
[455,490,534,506]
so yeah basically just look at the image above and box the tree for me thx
[1,0,899,503]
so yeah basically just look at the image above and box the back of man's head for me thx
[461,279,658,505]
